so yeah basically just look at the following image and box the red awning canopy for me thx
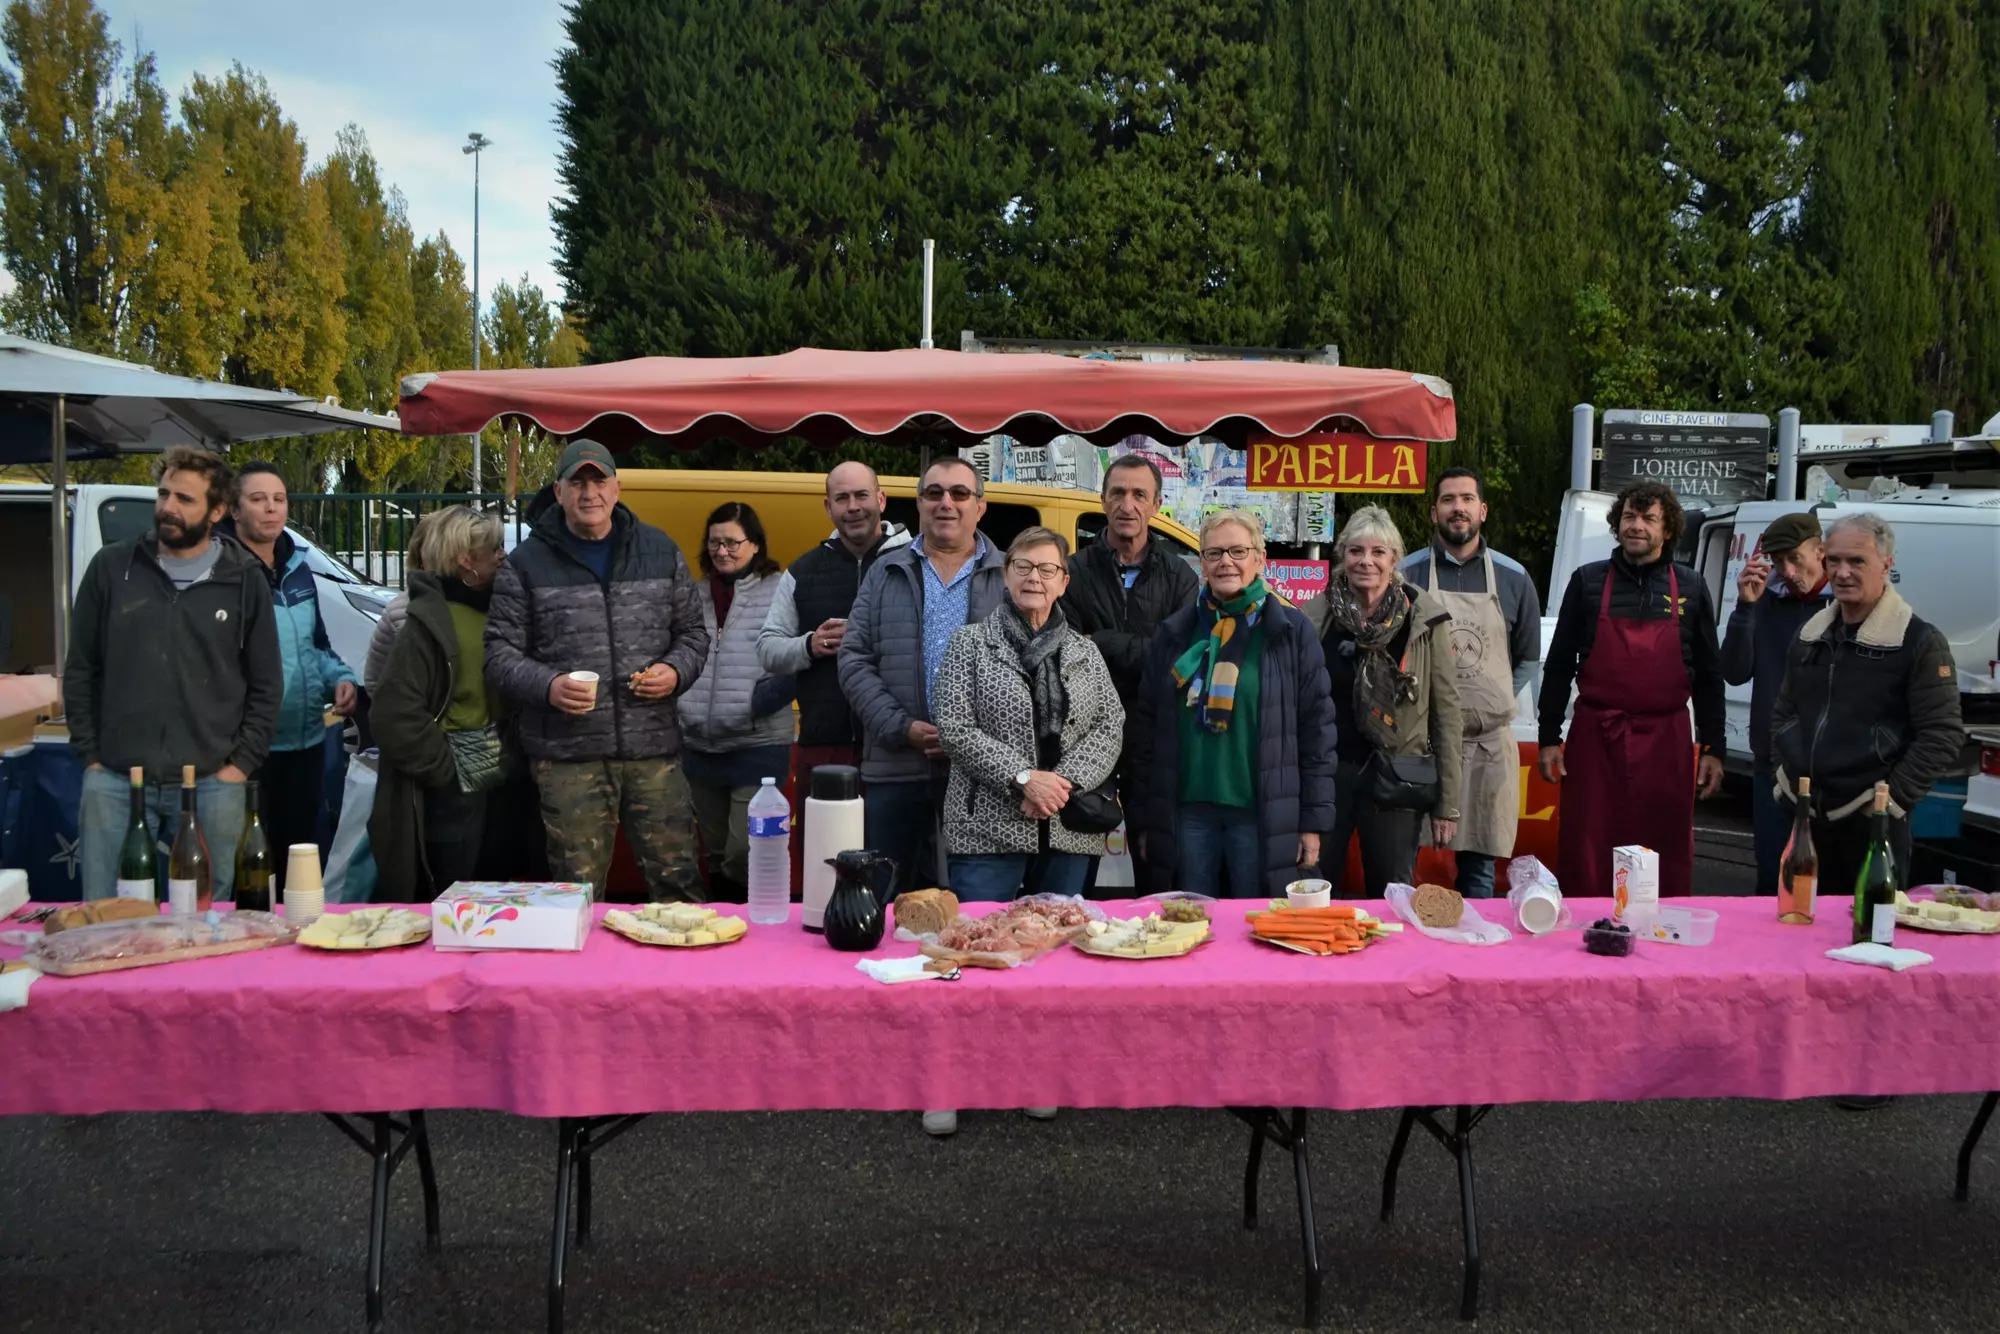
[397,346,1456,451]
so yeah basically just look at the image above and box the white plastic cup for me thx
[569,670,600,705]
[1517,882,1563,935]
[1287,879,1332,910]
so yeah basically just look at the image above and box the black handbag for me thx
[1059,778,1124,835]
[1365,751,1440,812]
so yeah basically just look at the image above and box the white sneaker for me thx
[921,1110,959,1136]
[1022,1107,1059,1121]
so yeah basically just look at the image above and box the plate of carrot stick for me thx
[1245,901,1401,956]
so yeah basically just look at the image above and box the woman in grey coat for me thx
[678,503,794,901]
[933,526,1124,902]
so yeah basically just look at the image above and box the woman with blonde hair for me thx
[1127,509,1336,897]
[369,504,522,901]
[1306,505,1462,897]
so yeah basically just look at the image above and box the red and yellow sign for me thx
[1247,433,1428,493]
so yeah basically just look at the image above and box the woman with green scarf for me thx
[1304,505,1463,897]
[1126,510,1337,897]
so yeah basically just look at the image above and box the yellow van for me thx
[616,469,1200,567]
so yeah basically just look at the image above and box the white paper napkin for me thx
[0,965,41,1012]
[1826,942,1934,972]
[855,956,943,985]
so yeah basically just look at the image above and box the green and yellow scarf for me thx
[1171,575,1279,733]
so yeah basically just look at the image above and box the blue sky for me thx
[99,0,571,306]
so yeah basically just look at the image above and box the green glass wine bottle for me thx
[1850,782,1898,946]
[234,780,273,913]
[114,767,157,902]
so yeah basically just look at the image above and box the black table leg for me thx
[411,1110,441,1252]
[1957,1092,1999,1203]
[548,1118,578,1334]
[324,1111,437,1334]
[1243,1116,1266,1231]
[1377,1104,1492,1321]
[577,1124,594,1250]
[1453,1105,1481,1321]
[366,1114,391,1334]
[1380,1105,1418,1222]
[1290,1108,1323,1329]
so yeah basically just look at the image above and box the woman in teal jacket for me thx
[224,463,359,891]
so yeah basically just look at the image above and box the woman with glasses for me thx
[1128,510,1336,897]
[931,526,1124,901]
[1305,505,1462,897]
[678,502,796,901]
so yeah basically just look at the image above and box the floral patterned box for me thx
[431,882,594,952]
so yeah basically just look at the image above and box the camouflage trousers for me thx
[532,757,702,903]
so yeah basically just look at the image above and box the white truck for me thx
[0,483,396,678]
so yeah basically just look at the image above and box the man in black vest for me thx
[758,461,912,883]
[1058,452,1197,892]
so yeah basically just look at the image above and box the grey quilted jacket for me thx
[933,610,1125,856]
[836,536,1007,782]
[484,504,710,761]
[678,571,794,753]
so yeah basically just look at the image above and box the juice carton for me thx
[1612,846,1659,922]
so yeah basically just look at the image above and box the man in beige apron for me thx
[1401,469,1542,897]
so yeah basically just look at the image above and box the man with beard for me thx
[220,462,359,891]
[65,446,282,901]
[758,461,912,890]
[1399,469,1541,897]
[1538,480,1726,899]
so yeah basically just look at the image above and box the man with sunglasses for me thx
[838,458,1007,897]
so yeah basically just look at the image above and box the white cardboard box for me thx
[431,882,594,952]
[1612,846,1659,921]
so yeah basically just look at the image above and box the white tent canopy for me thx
[0,334,402,662]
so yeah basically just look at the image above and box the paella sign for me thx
[1246,433,1428,494]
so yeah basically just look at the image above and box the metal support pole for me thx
[50,395,68,668]
[1776,407,1801,502]
[1932,409,1955,443]
[465,133,491,500]
[920,238,936,350]
[1569,403,1594,493]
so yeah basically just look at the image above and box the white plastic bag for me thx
[323,750,379,904]
[1385,882,1513,945]
[1506,855,1560,896]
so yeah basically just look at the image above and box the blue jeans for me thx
[1176,802,1263,898]
[864,774,946,897]
[79,765,247,902]
[1456,852,1498,898]
[946,852,1092,902]
[1752,765,1788,895]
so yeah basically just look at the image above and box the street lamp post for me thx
[463,131,491,499]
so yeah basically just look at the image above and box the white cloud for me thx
[99,0,571,305]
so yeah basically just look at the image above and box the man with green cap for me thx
[485,439,710,900]
[1720,509,1830,894]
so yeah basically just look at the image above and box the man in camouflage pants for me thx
[485,441,711,900]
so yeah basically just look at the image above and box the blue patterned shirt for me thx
[915,534,989,706]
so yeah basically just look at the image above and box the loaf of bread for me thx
[1411,882,1464,930]
[893,888,959,937]
[44,898,160,936]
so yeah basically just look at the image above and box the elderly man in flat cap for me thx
[1720,510,1832,895]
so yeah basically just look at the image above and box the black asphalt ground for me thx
[10,785,1994,1334]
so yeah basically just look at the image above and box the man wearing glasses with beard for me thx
[65,446,282,901]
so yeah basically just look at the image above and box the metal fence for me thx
[290,493,530,589]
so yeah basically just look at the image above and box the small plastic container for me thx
[1286,879,1332,910]
[1630,905,1717,947]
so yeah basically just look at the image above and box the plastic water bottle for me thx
[746,777,792,925]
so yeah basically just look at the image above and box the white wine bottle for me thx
[166,764,211,915]
[115,767,158,901]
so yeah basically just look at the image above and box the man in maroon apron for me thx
[1537,482,1727,898]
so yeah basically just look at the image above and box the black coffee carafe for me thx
[823,849,897,951]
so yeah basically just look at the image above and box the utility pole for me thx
[463,132,492,499]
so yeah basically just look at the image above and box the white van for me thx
[0,483,395,678]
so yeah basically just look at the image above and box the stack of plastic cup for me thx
[284,844,325,928]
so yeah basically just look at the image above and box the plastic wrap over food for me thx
[915,894,1105,969]
[1506,855,1560,897]
[24,910,295,976]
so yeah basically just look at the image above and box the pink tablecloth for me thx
[4,898,1998,1117]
